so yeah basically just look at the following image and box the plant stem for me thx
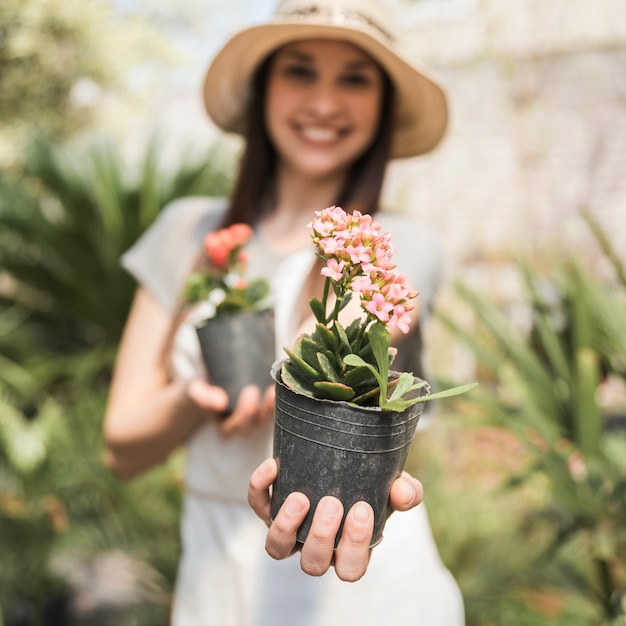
[321,278,331,324]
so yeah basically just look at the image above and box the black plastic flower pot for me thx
[195,308,275,413]
[270,360,428,548]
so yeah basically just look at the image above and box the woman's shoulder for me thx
[156,196,228,236]
[121,196,228,313]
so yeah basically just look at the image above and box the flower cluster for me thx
[309,206,418,333]
[183,223,270,317]
[204,223,252,272]
[282,205,477,410]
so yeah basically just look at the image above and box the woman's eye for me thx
[282,65,315,81]
[340,73,373,88]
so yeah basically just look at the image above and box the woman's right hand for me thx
[187,380,275,437]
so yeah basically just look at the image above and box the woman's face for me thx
[265,39,385,183]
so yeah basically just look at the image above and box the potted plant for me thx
[183,223,274,412]
[271,206,476,546]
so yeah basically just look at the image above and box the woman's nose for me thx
[306,83,342,117]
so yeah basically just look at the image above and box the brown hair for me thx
[221,50,395,228]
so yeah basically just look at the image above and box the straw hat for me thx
[203,0,448,159]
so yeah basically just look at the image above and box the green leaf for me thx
[344,353,381,383]
[335,321,352,354]
[403,382,479,406]
[317,352,342,383]
[388,372,421,402]
[313,381,355,401]
[309,298,326,324]
[299,337,325,373]
[345,318,362,343]
[368,322,392,406]
[283,348,323,382]
[344,364,376,388]
[281,362,316,398]
[315,323,338,351]
[573,348,601,457]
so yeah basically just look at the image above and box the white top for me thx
[122,197,464,626]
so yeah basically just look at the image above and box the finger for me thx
[219,385,262,437]
[186,379,229,414]
[265,492,310,560]
[248,458,277,523]
[333,501,374,582]
[389,471,424,512]
[299,496,343,577]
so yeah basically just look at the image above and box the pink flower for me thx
[204,223,253,270]
[321,258,346,282]
[204,232,231,268]
[364,293,394,323]
[346,243,372,265]
[351,275,379,295]
[388,305,412,334]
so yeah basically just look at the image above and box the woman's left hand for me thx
[218,385,275,437]
[248,458,423,582]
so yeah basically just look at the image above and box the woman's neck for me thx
[258,168,347,255]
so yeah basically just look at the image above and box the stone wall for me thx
[383,0,626,279]
[378,0,626,380]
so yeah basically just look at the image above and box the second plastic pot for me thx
[195,308,275,413]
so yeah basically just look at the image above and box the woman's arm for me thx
[103,288,229,480]
[104,287,275,480]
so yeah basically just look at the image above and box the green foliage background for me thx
[1,0,625,623]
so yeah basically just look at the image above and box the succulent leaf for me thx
[335,322,352,354]
[315,323,338,351]
[299,337,326,373]
[283,348,323,382]
[308,298,326,324]
[313,381,355,401]
[281,362,317,398]
[344,365,377,389]
[317,352,342,383]
[345,318,361,343]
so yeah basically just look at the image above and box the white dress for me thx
[122,197,464,626]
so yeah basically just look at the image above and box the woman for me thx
[104,0,462,624]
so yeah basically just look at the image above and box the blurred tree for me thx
[0,133,232,394]
[0,0,177,169]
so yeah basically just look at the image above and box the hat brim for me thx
[203,22,448,159]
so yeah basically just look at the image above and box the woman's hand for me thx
[187,381,275,437]
[248,458,423,582]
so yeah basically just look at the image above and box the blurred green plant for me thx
[0,133,231,393]
[0,0,181,171]
[436,212,626,624]
[0,380,179,624]
[0,133,233,623]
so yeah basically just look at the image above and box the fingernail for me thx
[286,496,306,516]
[320,497,341,520]
[352,502,372,525]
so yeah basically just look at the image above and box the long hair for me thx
[221,52,395,228]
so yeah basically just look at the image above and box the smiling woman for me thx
[103,0,460,624]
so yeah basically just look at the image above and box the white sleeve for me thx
[121,197,227,314]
